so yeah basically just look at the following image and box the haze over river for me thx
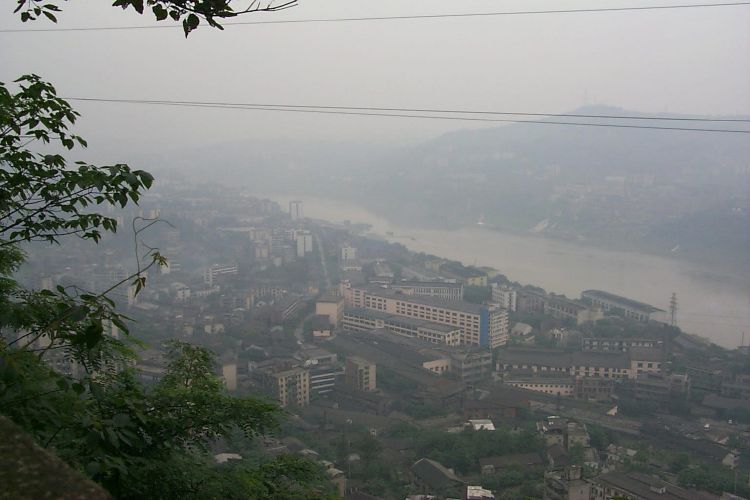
[270,195,750,349]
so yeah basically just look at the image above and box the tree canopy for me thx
[0,76,334,498]
[12,0,298,36]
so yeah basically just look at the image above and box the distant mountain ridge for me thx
[153,105,750,270]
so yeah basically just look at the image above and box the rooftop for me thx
[411,458,463,490]
[499,348,632,369]
[468,419,496,431]
[629,346,664,362]
[393,280,464,289]
[352,329,450,364]
[582,289,665,313]
[347,355,375,367]
[300,346,336,362]
[570,351,631,369]
[317,293,344,304]
[593,471,717,500]
[345,307,461,333]
[360,285,485,315]
[498,348,571,369]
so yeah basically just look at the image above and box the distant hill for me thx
[154,106,750,269]
[348,106,750,268]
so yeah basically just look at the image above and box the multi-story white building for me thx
[344,286,509,348]
[294,230,313,257]
[203,264,238,286]
[289,200,303,220]
[391,281,464,301]
[491,284,517,312]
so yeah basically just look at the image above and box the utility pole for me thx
[669,293,678,327]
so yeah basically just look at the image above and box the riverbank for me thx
[265,193,750,348]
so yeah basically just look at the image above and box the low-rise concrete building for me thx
[582,337,663,352]
[506,377,575,397]
[450,349,493,383]
[581,290,667,323]
[545,466,590,500]
[343,308,461,346]
[391,280,464,301]
[518,289,603,325]
[497,348,645,380]
[590,471,717,500]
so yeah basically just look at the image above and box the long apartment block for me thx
[389,280,464,301]
[343,307,462,346]
[343,285,508,348]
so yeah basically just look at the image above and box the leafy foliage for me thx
[12,0,298,36]
[1,75,155,246]
[390,423,543,475]
[0,76,333,497]
[1,340,292,497]
[0,75,166,375]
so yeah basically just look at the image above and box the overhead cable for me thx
[2,2,750,33]
[64,97,750,133]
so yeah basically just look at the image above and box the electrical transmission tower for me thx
[669,293,678,327]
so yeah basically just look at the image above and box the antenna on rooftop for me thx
[669,293,678,327]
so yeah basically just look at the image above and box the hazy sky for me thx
[1,0,749,157]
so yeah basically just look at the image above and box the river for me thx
[269,194,750,348]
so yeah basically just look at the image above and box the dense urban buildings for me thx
[17,183,749,500]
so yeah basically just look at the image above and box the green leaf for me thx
[85,462,101,476]
[68,305,89,322]
[152,4,168,21]
[183,13,199,37]
[131,0,144,14]
[112,413,130,427]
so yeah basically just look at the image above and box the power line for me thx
[2,2,750,33]
[64,97,750,133]
[65,97,750,123]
